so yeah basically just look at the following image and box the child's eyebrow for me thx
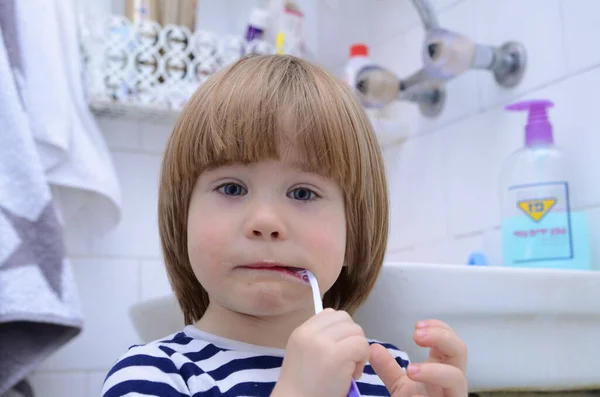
[290,161,317,173]
[289,161,330,179]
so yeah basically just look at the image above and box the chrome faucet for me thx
[358,0,527,117]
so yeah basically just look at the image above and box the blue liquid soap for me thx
[500,100,592,270]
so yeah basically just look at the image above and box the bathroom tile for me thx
[369,0,467,48]
[368,0,421,45]
[384,247,417,263]
[29,372,87,397]
[90,152,162,258]
[140,260,173,301]
[483,227,503,266]
[561,0,600,74]
[88,371,109,397]
[39,258,141,371]
[474,0,566,109]
[408,233,484,265]
[441,106,523,236]
[370,27,419,80]
[386,131,448,250]
[317,0,376,70]
[403,240,447,264]
[430,0,465,11]
[63,218,91,256]
[527,68,600,210]
[440,233,486,265]
[140,118,177,153]
[96,116,142,150]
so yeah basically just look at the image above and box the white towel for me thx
[0,14,82,394]
[1,0,123,392]
[15,0,122,233]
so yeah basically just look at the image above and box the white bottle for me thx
[344,44,372,92]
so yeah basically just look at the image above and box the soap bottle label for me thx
[501,181,591,269]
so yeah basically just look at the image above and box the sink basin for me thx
[353,262,600,393]
[129,294,184,343]
[129,262,600,392]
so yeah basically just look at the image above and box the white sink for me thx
[353,262,600,393]
[129,262,600,393]
[129,294,184,343]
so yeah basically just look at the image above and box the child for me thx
[102,54,468,397]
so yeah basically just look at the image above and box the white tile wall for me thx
[140,259,173,301]
[30,1,600,395]
[89,152,163,258]
[560,0,600,74]
[385,131,448,250]
[29,373,87,397]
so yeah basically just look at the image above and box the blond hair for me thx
[158,54,389,324]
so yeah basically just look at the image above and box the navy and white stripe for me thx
[102,326,410,397]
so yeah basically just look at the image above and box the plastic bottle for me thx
[246,8,269,41]
[500,99,591,270]
[344,44,372,89]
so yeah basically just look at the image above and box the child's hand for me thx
[272,308,370,397]
[370,319,468,397]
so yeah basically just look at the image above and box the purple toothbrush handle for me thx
[347,379,361,397]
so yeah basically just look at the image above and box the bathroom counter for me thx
[469,391,600,397]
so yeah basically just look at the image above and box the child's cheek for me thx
[187,215,232,270]
[194,222,230,256]
[309,224,346,275]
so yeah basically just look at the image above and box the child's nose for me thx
[245,205,287,240]
[252,229,279,239]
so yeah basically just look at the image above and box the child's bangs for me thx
[183,55,366,192]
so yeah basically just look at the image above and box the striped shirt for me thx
[102,325,410,397]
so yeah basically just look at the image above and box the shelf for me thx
[90,100,409,149]
[81,15,274,120]
[89,100,179,121]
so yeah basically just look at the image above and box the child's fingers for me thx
[414,325,467,371]
[353,359,366,380]
[326,321,365,342]
[406,363,468,397]
[309,308,352,331]
[416,319,454,331]
[368,343,407,395]
[336,335,371,374]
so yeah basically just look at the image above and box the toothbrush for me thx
[297,269,362,397]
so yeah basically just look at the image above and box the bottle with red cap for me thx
[344,44,373,94]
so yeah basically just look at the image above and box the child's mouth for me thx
[238,263,306,281]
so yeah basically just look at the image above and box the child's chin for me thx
[234,288,309,316]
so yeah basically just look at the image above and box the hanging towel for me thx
[1,0,123,393]
[14,0,121,234]
[0,16,82,394]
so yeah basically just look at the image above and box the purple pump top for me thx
[505,100,555,147]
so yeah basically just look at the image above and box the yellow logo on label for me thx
[517,198,557,222]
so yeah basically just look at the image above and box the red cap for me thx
[350,44,368,57]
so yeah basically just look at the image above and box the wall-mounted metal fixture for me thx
[356,0,527,118]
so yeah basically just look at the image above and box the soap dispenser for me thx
[500,100,591,270]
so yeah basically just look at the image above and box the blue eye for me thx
[217,183,247,196]
[288,187,317,201]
